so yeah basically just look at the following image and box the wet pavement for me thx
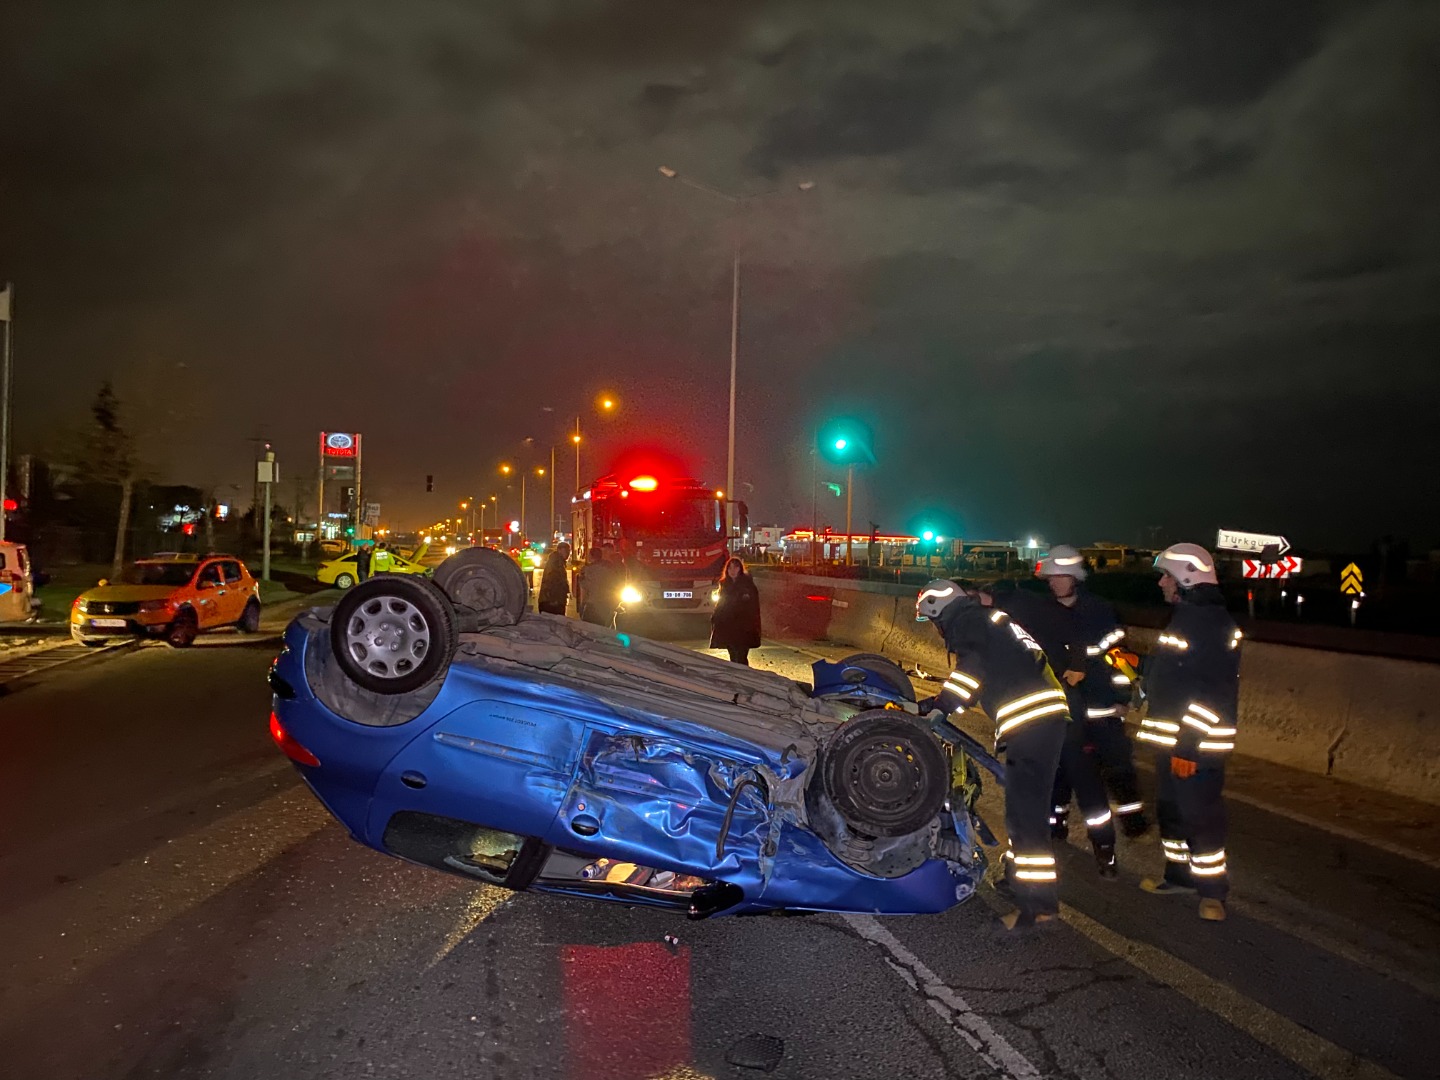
[0,630,1435,1080]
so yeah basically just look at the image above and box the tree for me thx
[84,382,139,579]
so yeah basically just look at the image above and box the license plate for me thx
[663,591,693,600]
[91,618,126,628]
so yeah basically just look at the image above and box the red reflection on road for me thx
[563,941,691,1080]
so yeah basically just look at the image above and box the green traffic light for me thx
[834,438,847,451]
[922,530,934,541]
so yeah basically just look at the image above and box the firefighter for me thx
[989,551,1124,877]
[1136,543,1241,922]
[916,579,1069,929]
[1028,545,1148,839]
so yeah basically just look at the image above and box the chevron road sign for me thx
[1340,562,1364,595]
[1243,556,1303,579]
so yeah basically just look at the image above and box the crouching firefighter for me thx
[915,579,1069,930]
[1137,544,1242,922]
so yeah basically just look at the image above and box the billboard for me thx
[321,432,359,458]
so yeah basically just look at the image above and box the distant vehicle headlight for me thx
[444,545,458,555]
[620,585,643,605]
[138,600,170,613]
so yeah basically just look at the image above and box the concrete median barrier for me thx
[754,570,1440,806]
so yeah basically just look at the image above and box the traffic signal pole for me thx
[845,464,854,567]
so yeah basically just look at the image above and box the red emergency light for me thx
[1,498,15,512]
[628,476,658,491]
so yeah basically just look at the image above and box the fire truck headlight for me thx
[710,589,720,604]
[620,585,643,605]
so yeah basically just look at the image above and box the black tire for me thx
[166,609,199,648]
[334,572,355,590]
[836,652,916,702]
[433,547,526,626]
[238,599,261,633]
[819,710,948,837]
[330,575,454,695]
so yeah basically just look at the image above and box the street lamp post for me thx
[658,166,813,544]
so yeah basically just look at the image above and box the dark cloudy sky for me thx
[2,0,1437,550]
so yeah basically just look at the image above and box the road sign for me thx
[1217,528,1290,556]
[1340,562,1363,595]
[1243,556,1303,579]
[363,502,381,527]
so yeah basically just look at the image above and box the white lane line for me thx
[844,913,1042,1079]
[1057,902,1404,1080]
[1223,787,1440,871]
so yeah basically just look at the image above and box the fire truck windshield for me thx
[620,495,721,539]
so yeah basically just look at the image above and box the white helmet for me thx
[916,579,965,622]
[1154,543,1218,588]
[1037,544,1087,581]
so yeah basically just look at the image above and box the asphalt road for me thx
[0,627,1435,1080]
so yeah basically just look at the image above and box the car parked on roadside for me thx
[71,552,261,647]
[270,549,997,919]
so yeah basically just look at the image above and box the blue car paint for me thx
[273,617,988,917]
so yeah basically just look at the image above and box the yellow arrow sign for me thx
[1340,562,1363,595]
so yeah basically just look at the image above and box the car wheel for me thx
[166,609,199,649]
[835,652,916,702]
[433,547,526,627]
[334,572,355,590]
[819,710,948,837]
[330,575,454,695]
[239,599,261,633]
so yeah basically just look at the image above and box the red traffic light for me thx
[1,498,15,512]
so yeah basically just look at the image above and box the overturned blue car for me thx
[268,549,995,919]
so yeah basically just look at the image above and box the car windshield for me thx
[619,497,722,539]
[125,563,196,587]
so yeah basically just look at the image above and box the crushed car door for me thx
[372,696,589,845]
[550,727,770,878]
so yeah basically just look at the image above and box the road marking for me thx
[1222,787,1440,870]
[1057,902,1403,1080]
[426,885,512,969]
[843,913,1042,1079]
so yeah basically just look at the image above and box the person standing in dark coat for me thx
[577,546,620,627]
[538,541,572,616]
[710,557,761,664]
[354,542,372,583]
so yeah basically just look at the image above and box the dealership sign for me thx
[321,432,359,458]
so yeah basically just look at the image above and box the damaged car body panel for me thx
[272,603,992,918]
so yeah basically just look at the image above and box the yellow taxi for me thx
[316,542,431,589]
[71,552,261,648]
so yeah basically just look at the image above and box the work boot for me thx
[1139,877,1196,896]
[1049,810,1070,841]
[1198,898,1227,922]
[1120,813,1151,839]
[1093,842,1118,879]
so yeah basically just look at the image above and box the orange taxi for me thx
[70,552,262,648]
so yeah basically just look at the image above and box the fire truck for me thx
[571,472,734,616]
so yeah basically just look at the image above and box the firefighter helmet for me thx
[1037,544,1088,581]
[916,579,967,622]
[1154,543,1218,588]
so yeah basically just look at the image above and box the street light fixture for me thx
[658,164,815,544]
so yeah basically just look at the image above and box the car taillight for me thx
[269,712,320,767]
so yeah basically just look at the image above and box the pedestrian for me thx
[1137,543,1241,922]
[538,541,572,616]
[710,557,762,665]
[371,541,394,575]
[577,546,619,627]
[916,579,1069,930]
[354,541,372,583]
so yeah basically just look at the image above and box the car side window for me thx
[222,561,244,584]
[340,554,357,565]
[198,563,222,586]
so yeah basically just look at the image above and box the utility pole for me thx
[844,464,854,567]
[258,446,278,581]
[550,445,556,542]
[0,282,13,543]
